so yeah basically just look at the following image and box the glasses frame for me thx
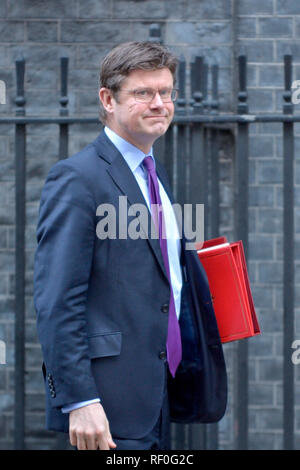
[119,87,178,103]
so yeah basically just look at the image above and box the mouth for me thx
[144,115,167,119]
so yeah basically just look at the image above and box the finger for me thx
[77,434,88,451]
[69,430,77,448]
[107,433,117,449]
[108,439,117,449]
[97,436,111,450]
[106,423,117,448]
[85,433,98,451]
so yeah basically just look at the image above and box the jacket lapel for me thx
[92,130,168,281]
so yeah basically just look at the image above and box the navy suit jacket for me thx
[34,130,227,437]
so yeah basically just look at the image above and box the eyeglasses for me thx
[120,87,178,103]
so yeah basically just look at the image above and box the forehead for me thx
[121,67,174,88]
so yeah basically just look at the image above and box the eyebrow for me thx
[132,86,173,91]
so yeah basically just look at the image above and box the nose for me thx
[150,91,164,108]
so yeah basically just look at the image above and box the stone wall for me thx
[0,0,299,450]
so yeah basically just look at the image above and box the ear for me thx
[99,88,115,115]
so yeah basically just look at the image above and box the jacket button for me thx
[51,391,56,398]
[159,351,167,360]
[161,303,169,313]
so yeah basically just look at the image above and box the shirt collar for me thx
[104,126,155,174]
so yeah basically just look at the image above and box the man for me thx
[34,41,227,451]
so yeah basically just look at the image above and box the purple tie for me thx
[143,156,182,377]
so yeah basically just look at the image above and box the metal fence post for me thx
[210,64,220,241]
[206,63,220,450]
[235,54,249,450]
[188,56,209,450]
[14,55,26,450]
[282,53,294,450]
[176,57,188,207]
[189,56,206,219]
[59,57,69,160]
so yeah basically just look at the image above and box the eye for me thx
[136,89,151,98]
[160,89,170,97]
[160,88,171,98]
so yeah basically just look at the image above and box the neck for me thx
[105,125,155,155]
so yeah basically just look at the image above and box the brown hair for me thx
[99,41,178,123]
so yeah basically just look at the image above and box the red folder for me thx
[196,236,261,343]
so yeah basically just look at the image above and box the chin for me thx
[148,123,169,135]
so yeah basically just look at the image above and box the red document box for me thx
[196,237,261,343]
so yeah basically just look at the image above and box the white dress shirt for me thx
[62,126,182,413]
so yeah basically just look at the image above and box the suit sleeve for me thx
[34,160,100,408]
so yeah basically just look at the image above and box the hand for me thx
[69,402,117,450]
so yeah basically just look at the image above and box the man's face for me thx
[100,68,175,153]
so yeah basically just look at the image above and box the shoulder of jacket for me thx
[49,141,108,180]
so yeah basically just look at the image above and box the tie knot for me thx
[143,156,155,173]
